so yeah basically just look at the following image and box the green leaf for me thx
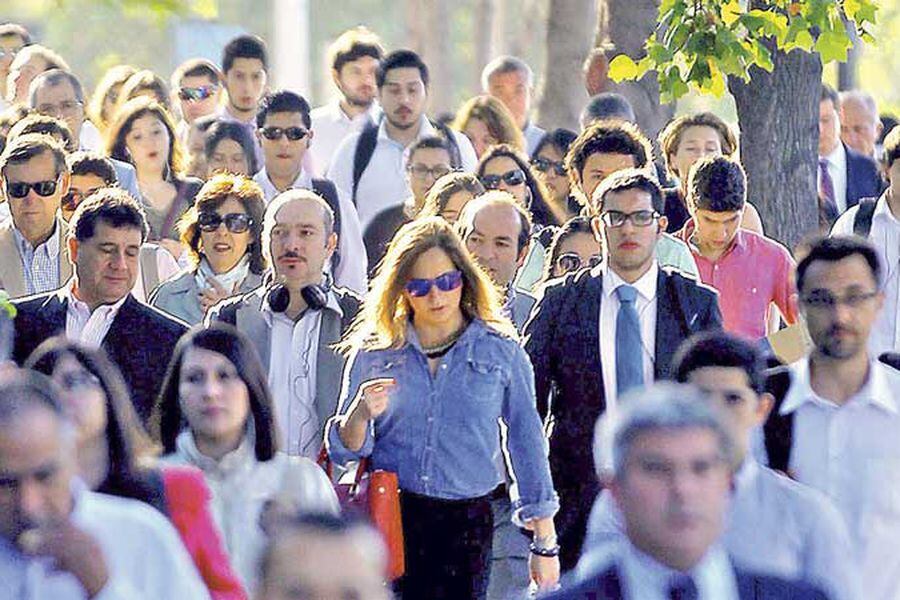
[608,55,641,82]
[815,28,851,63]
[722,0,743,26]
[793,29,815,51]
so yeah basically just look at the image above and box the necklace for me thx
[421,322,468,359]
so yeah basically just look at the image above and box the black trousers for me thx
[394,490,494,600]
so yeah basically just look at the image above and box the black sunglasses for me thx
[198,212,254,233]
[178,85,218,102]
[259,126,309,141]
[5,179,58,199]
[480,169,526,190]
[532,157,567,177]
[556,252,602,273]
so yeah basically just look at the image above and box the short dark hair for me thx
[69,187,149,243]
[222,34,268,74]
[533,128,578,160]
[566,120,653,195]
[673,331,767,394]
[0,132,68,180]
[256,90,311,130]
[376,49,428,89]
[67,151,118,184]
[409,135,451,162]
[204,119,259,175]
[328,26,384,73]
[171,58,221,88]
[581,93,636,126]
[477,143,555,227]
[543,215,595,282]
[688,156,746,212]
[796,235,882,293]
[882,125,900,171]
[153,323,279,461]
[7,113,75,152]
[29,68,85,106]
[593,168,664,215]
[821,83,840,110]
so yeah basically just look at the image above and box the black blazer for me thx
[844,143,884,209]
[13,290,188,423]
[547,563,829,600]
[523,265,722,564]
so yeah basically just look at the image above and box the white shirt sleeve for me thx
[452,130,479,172]
[332,184,368,295]
[830,205,858,236]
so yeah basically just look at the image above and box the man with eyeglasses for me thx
[0,23,30,110]
[170,58,222,144]
[524,168,722,571]
[28,69,140,199]
[0,134,72,299]
[207,189,361,459]
[253,90,366,295]
[762,235,900,600]
[675,156,798,340]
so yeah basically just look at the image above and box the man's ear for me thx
[516,239,530,268]
[67,236,79,265]
[657,215,668,236]
[325,231,338,257]
[755,392,775,426]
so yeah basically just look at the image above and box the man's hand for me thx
[24,522,110,598]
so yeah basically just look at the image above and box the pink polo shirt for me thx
[677,220,798,339]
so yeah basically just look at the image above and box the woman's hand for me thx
[199,278,230,313]
[529,553,560,593]
[350,378,396,421]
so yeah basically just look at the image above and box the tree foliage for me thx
[607,0,878,102]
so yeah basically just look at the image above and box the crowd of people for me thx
[0,17,898,600]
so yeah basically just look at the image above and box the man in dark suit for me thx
[818,84,883,223]
[524,169,722,569]
[547,384,828,600]
[12,188,187,423]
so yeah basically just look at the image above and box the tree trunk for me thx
[424,1,453,116]
[474,0,498,90]
[729,45,822,248]
[536,0,595,131]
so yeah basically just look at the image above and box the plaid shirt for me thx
[13,222,60,295]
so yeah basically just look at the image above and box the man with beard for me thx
[762,235,900,600]
[310,27,384,176]
[327,49,477,230]
[217,34,268,168]
[207,189,361,459]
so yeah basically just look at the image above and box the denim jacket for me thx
[326,319,559,525]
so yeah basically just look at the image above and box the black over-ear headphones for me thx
[265,272,331,313]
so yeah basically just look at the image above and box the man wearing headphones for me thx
[207,189,361,459]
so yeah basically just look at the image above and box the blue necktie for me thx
[668,575,699,600]
[615,284,644,396]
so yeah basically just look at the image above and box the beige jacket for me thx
[0,216,72,298]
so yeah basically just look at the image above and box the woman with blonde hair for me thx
[453,95,526,158]
[417,171,485,223]
[327,217,560,599]
[88,65,136,134]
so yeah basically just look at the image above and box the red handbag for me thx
[319,452,405,581]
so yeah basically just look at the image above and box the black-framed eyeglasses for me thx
[62,187,106,211]
[480,169,525,190]
[532,157,566,177]
[259,126,309,141]
[198,212,254,233]
[5,179,59,199]
[407,163,452,180]
[404,270,463,298]
[178,85,218,102]
[600,210,659,228]
[801,290,878,311]
[556,252,602,273]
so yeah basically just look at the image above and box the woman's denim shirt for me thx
[326,319,559,525]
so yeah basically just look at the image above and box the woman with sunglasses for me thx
[328,217,560,599]
[417,171,485,224]
[541,216,603,284]
[107,96,202,261]
[154,323,339,590]
[531,128,579,219]
[26,337,247,600]
[150,173,266,324]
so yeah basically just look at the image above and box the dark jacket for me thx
[548,563,829,600]
[13,290,188,423]
[844,143,884,209]
[523,265,722,567]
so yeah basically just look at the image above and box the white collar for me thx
[13,218,60,257]
[621,539,733,597]
[874,192,900,225]
[175,428,257,477]
[377,115,433,146]
[257,166,312,195]
[329,98,380,123]
[823,141,846,169]
[781,356,900,415]
[64,280,129,316]
[602,261,659,302]
[733,457,759,493]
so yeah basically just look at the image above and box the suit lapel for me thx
[654,270,688,379]
[236,293,271,370]
[578,268,605,396]
[0,224,27,297]
[315,308,344,430]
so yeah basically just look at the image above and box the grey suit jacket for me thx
[0,217,72,299]
[510,288,537,333]
[207,284,361,448]
[149,270,263,325]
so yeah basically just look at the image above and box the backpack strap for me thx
[431,119,462,169]
[311,178,343,272]
[763,366,795,474]
[852,196,879,237]
[352,121,380,207]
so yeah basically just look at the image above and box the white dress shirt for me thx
[599,262,658,412]
[821,142,849,214]
[783,357,900,600]
[264,291,343,458]
[579,457,859,600]
[309,99,380,177]
[0,483,210,600]
[619,541,738,600]
[831,193,900,354]
[327,115,478,230]
[65,284,129,349]
[78,120,103,152]
[252,167,368,295]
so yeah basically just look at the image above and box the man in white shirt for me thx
[581,331,859,600]
[253,90,367,295]
[0,369,210,599]
[765,235,900,600]
[482,56,545,155]
[207,190,361,459]
[216,34,269,169]
[327,49,477,231]
[546,383,827,600]
[309,27,383,176]
[831,124,900,355]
